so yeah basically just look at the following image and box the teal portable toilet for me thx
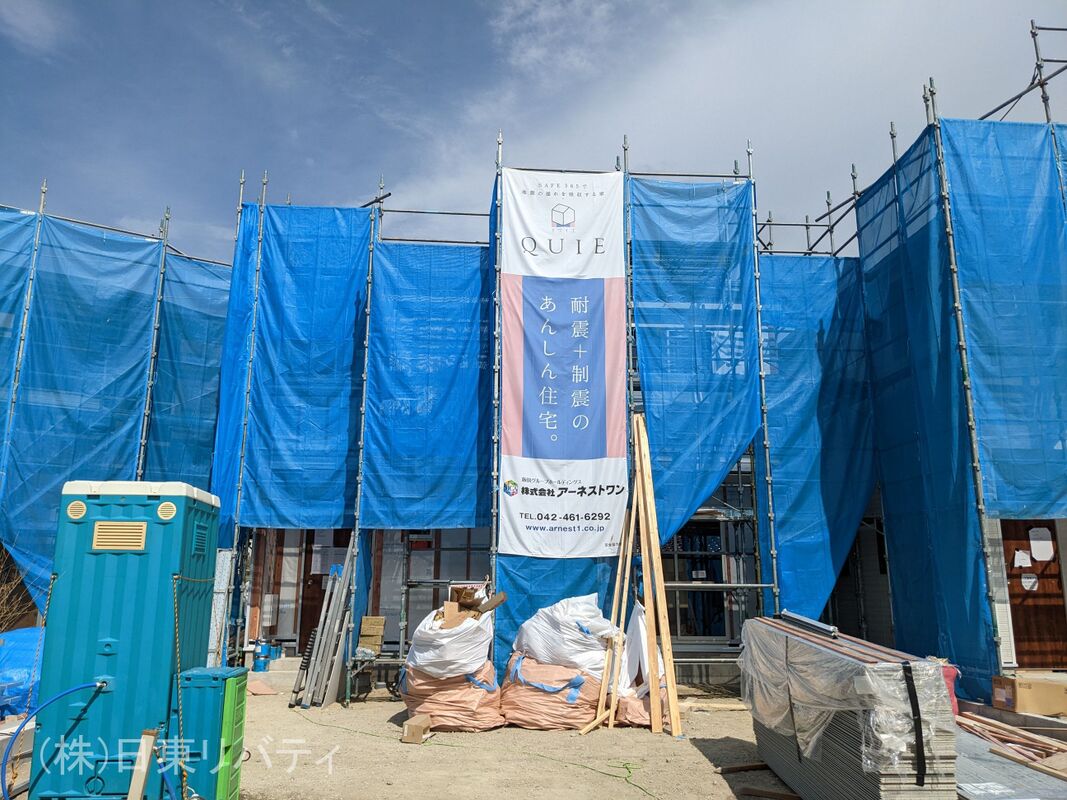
[30,481,219,800]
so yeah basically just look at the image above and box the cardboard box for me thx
[450,585,483,609]
[401,714,435,744]
[440,601,464,629]
[993,672,1067,716]
[435,591,509,629]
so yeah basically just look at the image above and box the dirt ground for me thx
[240,661,791,800]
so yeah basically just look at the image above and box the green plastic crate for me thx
[216,670,246,800]
[169,667,248,800]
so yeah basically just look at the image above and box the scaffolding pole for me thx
[136,208,170,479]
[344,178,381,671]
[749,143,781,615]
[232,171,268,656]
[623,135,638,456]
[1032,19,1067,209]
[926,78,1001,655]
[339,181,381,699]
[490,131,504,597]
[234,170,245,242]
[2,180,47,499]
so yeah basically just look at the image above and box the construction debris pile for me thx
[397,590,628,733]
[739,615,958,799]
[501,595,616,730]
[399,585,506,731]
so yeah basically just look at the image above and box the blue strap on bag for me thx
[509,655,585,704]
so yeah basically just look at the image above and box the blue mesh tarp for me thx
[0,210,34,424]
[630,178,760,543]
[493,554,615,678]
[212,205,259,547]
[212,205,371,543]
[0,626,42,715]
[857,127,996,700]
[360,242,492,529]
[349,528,373,658]
[0,216,161,603]
[143,254,231,489]
[940,119,1067,518]
[754,255,875,618]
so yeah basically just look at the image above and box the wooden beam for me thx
[596,509,630,725]
[635,414,683,736]
[737,788,801,800]
[714,762,770,774]
[125,729,158,800]
[579,709,612,736]
[607,495,637,729]
[634,429,664,734]
[991,746,1067,781]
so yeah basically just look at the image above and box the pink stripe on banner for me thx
[603,276,627,459]
[501,272,524,457]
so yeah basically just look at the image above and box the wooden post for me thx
[595,510,629,719]
[634,428,664,734]
[635,413,683,736]
[607,497,637,729]
[125,729,158,800]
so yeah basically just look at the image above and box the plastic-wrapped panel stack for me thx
[740,616,957,800]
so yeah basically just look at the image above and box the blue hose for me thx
[1,681,104,800]
[155,751,180,800]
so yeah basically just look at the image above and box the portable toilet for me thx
[29,481,219,800]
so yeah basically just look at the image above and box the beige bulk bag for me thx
[500,653,600,730]
[399,659,504,732]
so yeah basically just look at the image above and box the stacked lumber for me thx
[740,615,957,799]
[957,710,1067,781]
[956,727,1067,800]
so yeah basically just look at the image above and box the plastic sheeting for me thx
[856,126,996,701]
[0,216,161,603]
[630,178,760,544]
[941,118,1067,518]
[360,242,492,529]
[740,617,953,772]
[143,255,231,489]
[212,205,372,542]
[755,254,875,618]
[0,625,42,715]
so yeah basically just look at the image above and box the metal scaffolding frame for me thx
[622,141,774,658]
[135,208,171,479]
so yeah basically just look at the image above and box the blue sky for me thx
[1,0,1065,260]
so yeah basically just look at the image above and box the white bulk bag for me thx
[617,601,665,698]
[405,607,494,679]
[512,594,618,679]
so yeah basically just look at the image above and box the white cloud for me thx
[0,3,72,57]
[384,0,1065,252]
[489,0,618,74]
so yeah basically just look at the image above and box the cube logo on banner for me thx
[551,204,575,228]
[499,169,628,558]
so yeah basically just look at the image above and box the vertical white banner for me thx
[498,169,628,558]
